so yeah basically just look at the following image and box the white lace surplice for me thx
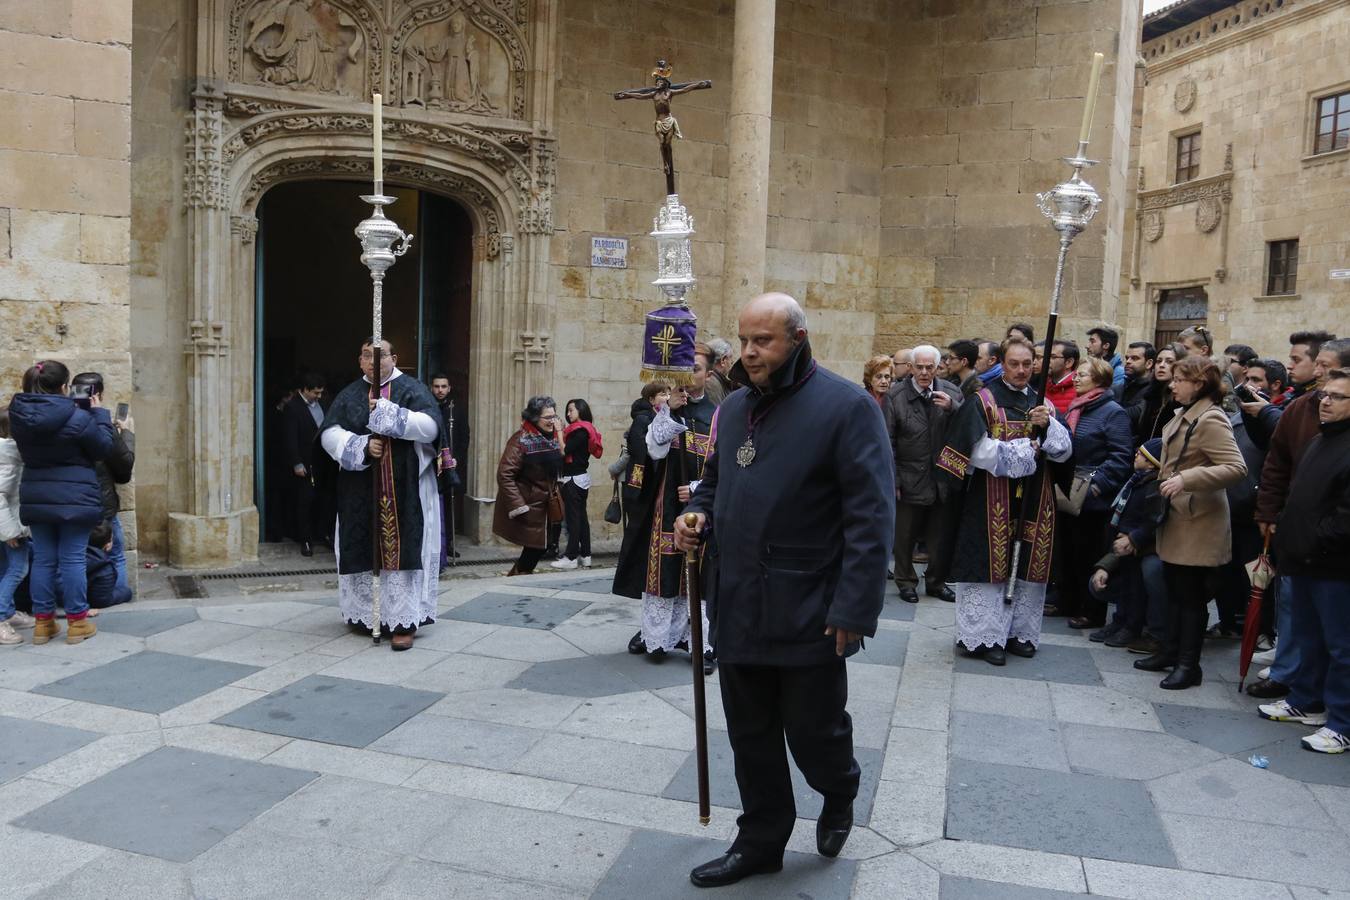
[641,592,713,654]
[955,580,1046,650]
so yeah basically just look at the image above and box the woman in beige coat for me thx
[1134,355,1246,690]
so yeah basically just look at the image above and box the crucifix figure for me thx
[613,59,713,195]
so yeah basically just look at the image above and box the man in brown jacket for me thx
[1250,337,1350,698]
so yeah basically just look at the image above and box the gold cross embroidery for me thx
[650,323,679,365]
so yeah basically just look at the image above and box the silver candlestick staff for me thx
[355,190,413,642]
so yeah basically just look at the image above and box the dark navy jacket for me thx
[685,341,895,666]
[8,394,115,527]
[1068,393,1134,513]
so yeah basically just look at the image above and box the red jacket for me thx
[1255,390,1321,524]
[1045,372,1076,414]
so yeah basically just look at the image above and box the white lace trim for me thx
[338,434,370,471]
[368,398,409,437]
[640,591,712,653]
[954,580,1046,650]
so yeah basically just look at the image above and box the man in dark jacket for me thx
[1257,369,1350,754]
[946,339,982,398]
[281,372,326,557]
[675,293,893,887]
[1113,341,1161,445]
[71,373,135,595]
[882,344,961,602]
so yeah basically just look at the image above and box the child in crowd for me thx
[1088,439,1167,650]
[86,520,131,611]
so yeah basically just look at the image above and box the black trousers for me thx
[561,480,591,559]
[894,498,955,588]
[719,660,860,861]
[1061,509,1111,621]
[292,473,315,544]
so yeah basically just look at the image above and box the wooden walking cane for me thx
[683,511,711,825]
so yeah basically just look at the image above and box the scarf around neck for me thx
[1066,387,1106,433]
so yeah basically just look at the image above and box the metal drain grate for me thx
[190,552,617,582]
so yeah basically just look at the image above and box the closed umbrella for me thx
[1238,535,1276,691]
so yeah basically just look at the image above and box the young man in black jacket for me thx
[71,372,134,596]
[1257,369,1350,754]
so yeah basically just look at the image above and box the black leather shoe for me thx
[689,852,782,888]
[627,631,646,654]
[927,584,957,603]
[1088,624,1118,643]
[703,656,717,676]
[300,542,313,557]
[1246,676,1290,699]
[1006,638,1036,658]
[1133,651,1177,672]
[816,803,854,857]
[1159,664,1202,690]
[899,587,919,604]
[985,646,1007,666]
[1126,635,1163,655]
[1104,629,1139,648]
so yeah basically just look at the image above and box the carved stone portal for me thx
[239,0,369,96]
[402,11,507,114]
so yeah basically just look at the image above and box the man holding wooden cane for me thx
[675,293,893,889]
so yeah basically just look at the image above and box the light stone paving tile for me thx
[195,600,328,626]
[24,730,164,788]
[1048,683,1164,732]
[849,661,903,705]
[261,738,430,787]
[270,606,353,637]
[867,779,945,847]
[911,841,1089,894]
[851,851,941,900]
[652,682,729,733]
[559,785,738,841]
[0,686,72,719]
[851,700,894,750]
[1148,758,1338,831]
[950,711,1070,772]
[415,797,633,893]
[425,688,584,730]
[1081,858,1296,900]
[308,633,383,659]
[1310,783,1350,836]
[403,619,499,653]
[1061,723,1223,781]
[228,651,336,692]
[252,775,458,855]
[512,732,688,795]
[188,822,400,900]
[318,645,448,684]
[557,691,697,751]
[18,629,145,665]
[196,628,333,668]
[550,620,647,656]
[37,699,161,734]
[784,817,898,860]
[459,625,588,662]
[892,687,952,733]
[0,824,108,899]
[879,726,948,786]
[144,620,256,657]
[1160,812,1350,892]
[371,858,583,900]
[953,672,1052,720]
[404,761,578,812]
[31,848,193,900]
[912,604,956,628]
[414,651,532,693]
[161,724,294,761]
[369,714,545,770]
[563,598,642,628]
[0,649,96,691]
[156,686,268,728]
[0,777,72,824]
[1290,889,1350,900]
[1099,671,1245,711]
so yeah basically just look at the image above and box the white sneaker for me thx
[0,620,21,645]
[1259,700,1329,726]
[1302,727,1350,754]
[579,556,592,568]
[1258,666,1272,680]
[549,557,578,570]
[1251,647,1276,666]
[2,611,35,629]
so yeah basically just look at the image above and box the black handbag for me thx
[603,479,622,524]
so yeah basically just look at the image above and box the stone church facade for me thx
[2,0,1143,569]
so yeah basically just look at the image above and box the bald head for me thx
[738,292,808,388]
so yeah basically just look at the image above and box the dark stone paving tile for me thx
[14,746,317,862]
[877,591,919,622]
[215,674,442,748]
[507,652,692,697]
[0,715,100,785]
[941,875,1086,898]
[529,575,617,595]
[861,628,908,668]
[1037,616,1080,636]
[92,607,199,637]
[592,828,857,900]
[662,732,884,827]
[1153,703,1291,755]
[445,592,588,630]
[1241,734,1350,788]
[32,651,260,714]
[946,757,1176,867]
[952,643,1102,686]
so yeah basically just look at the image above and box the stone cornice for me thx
[1137,171,1232,211]
[1144,0,1347,75]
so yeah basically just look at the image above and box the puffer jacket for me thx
[8,394,115,527]
[0,437,28,541]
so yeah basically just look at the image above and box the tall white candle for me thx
[1078,52,1105,147]
[372,92,383,189]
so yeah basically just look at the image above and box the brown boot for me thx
[65,617,97,644]
[32,617,60,645]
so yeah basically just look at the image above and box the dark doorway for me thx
[1154,286,1208,348]
[254,180,473,545]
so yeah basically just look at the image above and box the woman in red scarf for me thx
[550,399,602,569]
[492,396,565,574]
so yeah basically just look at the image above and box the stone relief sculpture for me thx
[403,12,501,113]
[246,0,363,94]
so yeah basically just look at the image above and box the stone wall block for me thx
[71,0,132,45]
[979,68,1051,104]
[1036,1,1106,36]
[947,102,1012,134]
[0,31,130,103]
[80,214,130,265]
[9,209,81,260]
[0,90,76,153]
[0,1,74,37]
[957,129,1031,163]
[935,255,996,288]
[0,150,129,216]
[74,100,130,160]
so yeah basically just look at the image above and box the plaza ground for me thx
[2,564,1347,899]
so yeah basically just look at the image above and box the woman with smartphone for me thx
[8,360,115,645]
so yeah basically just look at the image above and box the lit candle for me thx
[372,92,383,191]
[1078,52,1105,147]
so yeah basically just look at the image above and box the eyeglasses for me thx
[1321,392,1350,404]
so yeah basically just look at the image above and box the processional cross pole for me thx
[613,59,713,196]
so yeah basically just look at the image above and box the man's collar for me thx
[363,368,402,387]
[729,339,814,394]
[687,390,706,402]
[1000,378,1031,396]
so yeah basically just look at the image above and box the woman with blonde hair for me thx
[863,355,894,407]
